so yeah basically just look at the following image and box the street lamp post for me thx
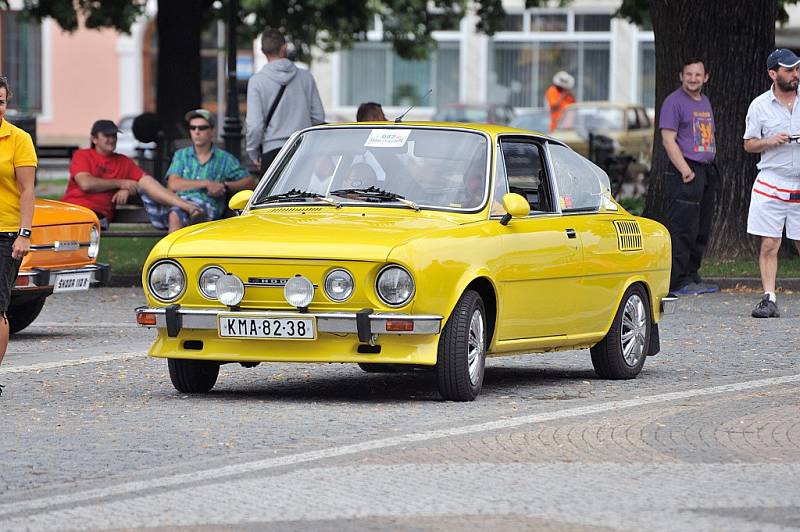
[222,0,243,159]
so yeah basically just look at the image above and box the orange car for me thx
[9,199,110,333]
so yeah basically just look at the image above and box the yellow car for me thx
[136,123,674,401]
[11,199,109,333]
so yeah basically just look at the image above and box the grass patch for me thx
[97,236,162,275]
[700,256,800,278]
[618,196,645,216]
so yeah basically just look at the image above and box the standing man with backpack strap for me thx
[246,29,325,176]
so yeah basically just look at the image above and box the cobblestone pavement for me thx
[0,288,798,531]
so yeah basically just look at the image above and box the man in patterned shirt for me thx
[165,109,255,232]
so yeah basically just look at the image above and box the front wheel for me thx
[591,284,650,379]
[168,359,220,393]
[8,296,47,334]
[436,290,487,401]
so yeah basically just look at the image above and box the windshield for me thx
[253,127,490,211]
[557,107,625,132]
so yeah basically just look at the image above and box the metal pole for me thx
[222,0,243,159]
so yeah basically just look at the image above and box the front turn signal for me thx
[137,312,157,326]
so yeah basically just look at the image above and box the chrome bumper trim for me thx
[135,306,443,335]
[660,296,677,315]
[16,263,111,290]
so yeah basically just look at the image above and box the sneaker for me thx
[694,281,720,294]
[672,282,704,296]
[751,295,780,318]
[188,208,207,226]
[0,383,4,397]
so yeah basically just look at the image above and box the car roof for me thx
[314,121,565,144]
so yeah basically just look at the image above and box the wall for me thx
[37,24,121,145]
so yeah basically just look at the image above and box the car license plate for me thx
[218,314,316,340]
[53,272,92,292]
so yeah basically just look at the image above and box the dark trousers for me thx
[664,160,718,291]
[259,148,282,177]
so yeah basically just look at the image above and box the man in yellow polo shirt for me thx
[0,76,37,395]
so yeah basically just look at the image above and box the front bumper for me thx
[14,263,111,294]
[135,306,443,341]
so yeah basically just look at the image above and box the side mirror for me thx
[499,193,530,226]
[228,190,254,212]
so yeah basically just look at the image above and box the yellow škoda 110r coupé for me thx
[136,123,674,401]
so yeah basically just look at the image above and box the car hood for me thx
[32,199,98,227]
[165,207,471,261]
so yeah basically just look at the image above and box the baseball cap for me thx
[552,71,575,90]
[767,48,800,69]
[184,109,216,127]
[90,119,122,136]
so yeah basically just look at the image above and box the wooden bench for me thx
[103,205,167,238]
[37,145,80,159]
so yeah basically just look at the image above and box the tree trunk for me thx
[644,0,776,258]
[156,0,204,143]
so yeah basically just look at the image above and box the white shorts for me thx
[747,173,800,239]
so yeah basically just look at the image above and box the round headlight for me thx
[148,261,186,302]
[216,274,245,306]
[88,225,100,258]
[284,275,314,308]
[324,269,354,302]
[376,265,414,306]
[199,266,225,299]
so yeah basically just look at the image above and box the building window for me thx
[340,42,459,107]
[530,14,568,32]
[575,14,612,32]
[0,11,42,113]
[489,41,610,107]
[638,41,655,108]
[503,14,524,31]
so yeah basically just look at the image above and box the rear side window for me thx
[498,140,554,213]
[548,143,603,212]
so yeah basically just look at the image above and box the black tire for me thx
[436,290,487,401]
[8,296,47,334]
[168,359,220,393]
[357,363,401,373]
[591,284,651,379]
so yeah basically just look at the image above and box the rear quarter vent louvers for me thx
[614,220,643,251]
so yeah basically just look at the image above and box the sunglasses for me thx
[189,124,211,131]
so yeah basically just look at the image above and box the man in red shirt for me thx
[545,71,575,132]
[61,120,203,230]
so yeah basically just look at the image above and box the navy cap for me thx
[90,119,122,136]
[767,48,800,69]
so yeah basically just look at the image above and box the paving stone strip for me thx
[1,373,797,522]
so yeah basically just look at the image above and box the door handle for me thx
[565,228,576,239]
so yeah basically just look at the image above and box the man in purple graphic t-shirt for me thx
[659,57,718,296]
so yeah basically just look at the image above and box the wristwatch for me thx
[18,228,32,238]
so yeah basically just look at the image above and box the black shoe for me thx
[752,295,780,318]
[0,383,4,397]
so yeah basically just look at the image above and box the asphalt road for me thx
[1,287,799,531]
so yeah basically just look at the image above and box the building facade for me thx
[4,0,796,145]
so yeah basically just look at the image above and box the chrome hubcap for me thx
[620,294,647,367]
[467,309,485,385]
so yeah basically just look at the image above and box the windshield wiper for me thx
[256,189,340,207]
[329,187,420,211]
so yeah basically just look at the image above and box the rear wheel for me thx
[590,284,650,379]
[436,290,486,401]
[8,296,47,334]
[168,359,220,393]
